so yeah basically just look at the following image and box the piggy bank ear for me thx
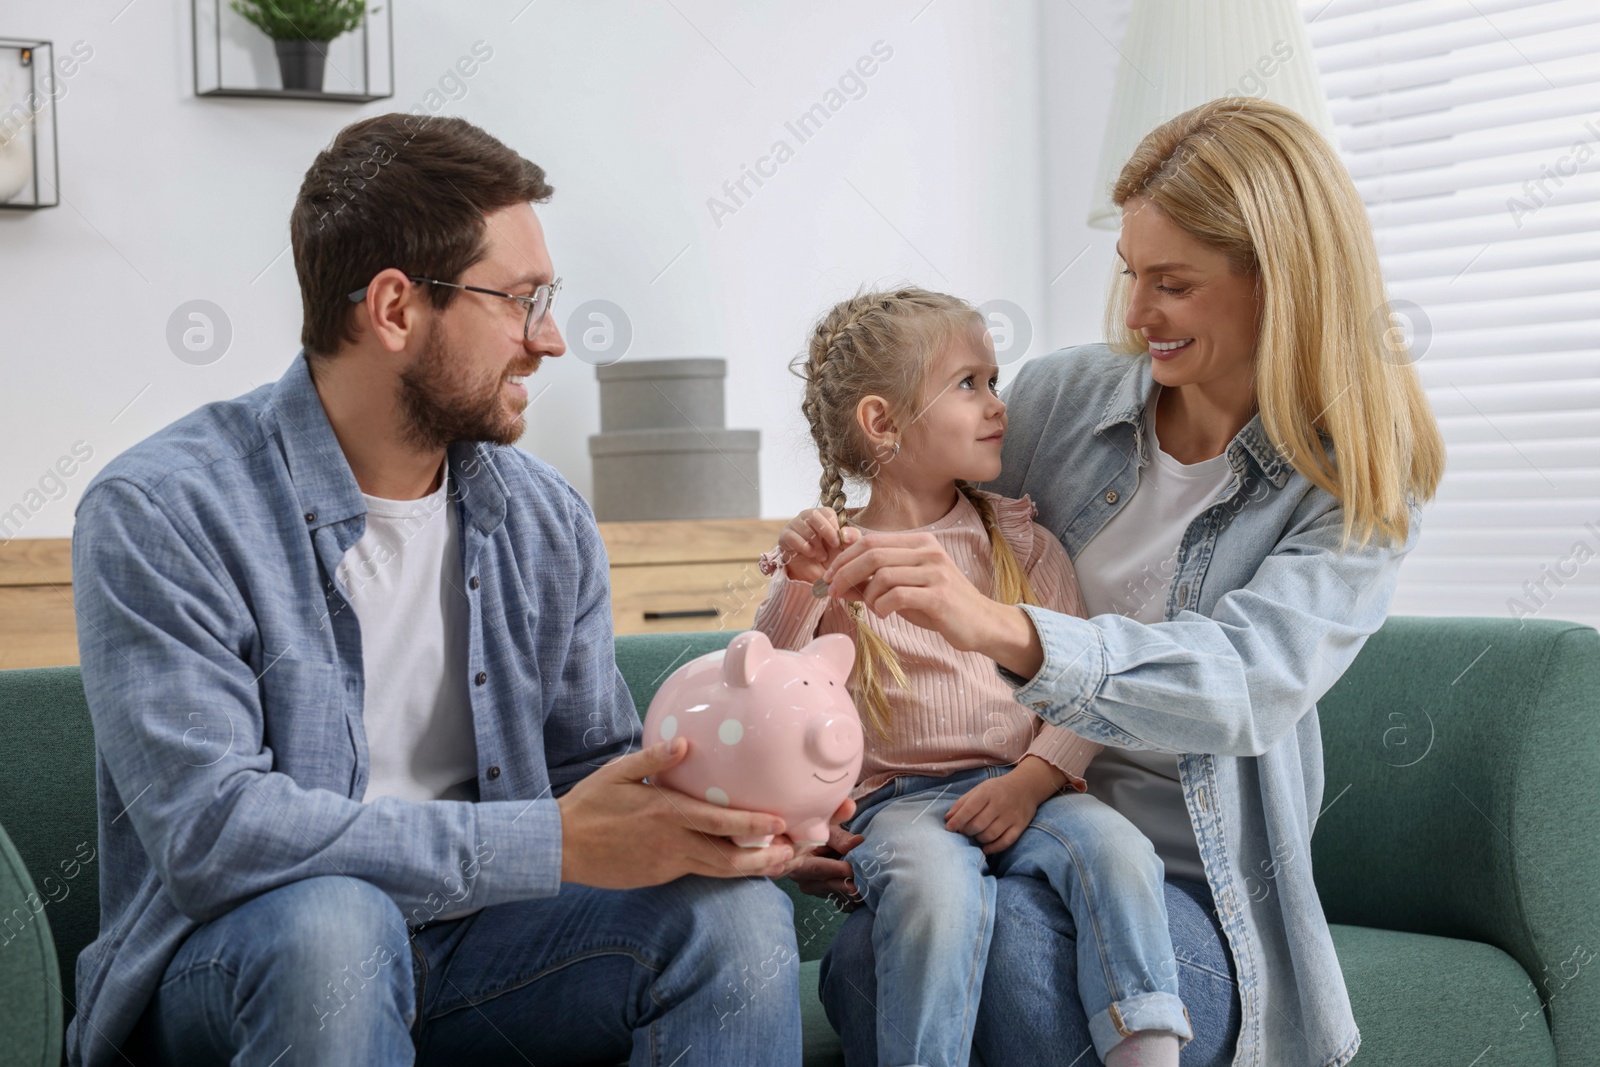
[722,630,775,689]
[803,633,856,682]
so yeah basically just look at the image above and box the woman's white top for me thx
[1070,386,1235,883]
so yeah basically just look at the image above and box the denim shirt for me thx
[983,344,1421,1067]
[65,352,642,1067]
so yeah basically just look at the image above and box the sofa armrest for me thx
[1311,616,1600,1063]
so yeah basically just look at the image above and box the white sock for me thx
[1103,1029,1181,1067]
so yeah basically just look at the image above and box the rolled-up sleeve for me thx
[1005,496,1420,758]
[74,478,568,924]
[1024,726,1100,791]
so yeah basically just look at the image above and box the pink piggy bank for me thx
[641,630,863,848]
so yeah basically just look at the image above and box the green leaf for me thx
[228,0,377,42]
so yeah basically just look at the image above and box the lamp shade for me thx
[1088,0,1335,229]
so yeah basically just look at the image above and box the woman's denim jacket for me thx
[983,344,1422,1067]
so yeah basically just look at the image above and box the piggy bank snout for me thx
[805,716,859,769]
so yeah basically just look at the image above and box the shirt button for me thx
[304,512,316,523]
[487,765,501,780]
[469,575,480,590]
[475,671,487,686]
[1178,585,1189,608]
[1032,701,1048,710]
[1104,490,1119,504]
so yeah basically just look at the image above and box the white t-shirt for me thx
[1070,386,1234,884]
[336,465,479,805]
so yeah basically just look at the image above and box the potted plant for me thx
[229,0,378,93]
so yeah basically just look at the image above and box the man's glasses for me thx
[348,275,563,342]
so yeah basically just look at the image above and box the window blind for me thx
[1302,0,1600,629]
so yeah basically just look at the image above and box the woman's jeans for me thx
[128,871,802,1066]
[839,765,1194,1067]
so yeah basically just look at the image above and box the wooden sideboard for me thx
[601,518,788,637]
[0,518,786,670]
[0,538,75,671]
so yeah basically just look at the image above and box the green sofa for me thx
[2,616,1596,1066]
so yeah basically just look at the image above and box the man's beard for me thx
[397,322,530,451]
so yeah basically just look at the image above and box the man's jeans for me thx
[837,765,1193,1067]
[130,872,802,1066]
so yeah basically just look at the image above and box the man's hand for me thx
[775,796,864,911]
[557,737,795,888]
[944,757,1068,855]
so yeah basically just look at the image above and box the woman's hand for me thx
[945,757,1066,855]
[775,508,858,585]
[822,533,1044,679]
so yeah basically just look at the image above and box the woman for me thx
[790,97,1445,1066]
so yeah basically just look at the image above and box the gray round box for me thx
[597,358,726,433]
[588,428,760,521]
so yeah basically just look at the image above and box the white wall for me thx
[1039,0,1128,356]
[0,0,1129,536]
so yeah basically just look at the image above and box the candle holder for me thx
[0,38,60,211]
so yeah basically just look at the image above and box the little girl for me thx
[753,289,1193,1067]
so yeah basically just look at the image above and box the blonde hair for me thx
[791,288,1039,739]
[1104,97,1444,550]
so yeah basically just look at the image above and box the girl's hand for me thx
[944,774,1044,856]
[776,508,858,584]
[821,531,1047,678]
[822,532,1000,651]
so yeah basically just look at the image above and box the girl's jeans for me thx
[843,764,1192,1067]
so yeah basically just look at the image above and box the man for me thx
[68,114,818,1066]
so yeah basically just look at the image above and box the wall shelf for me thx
[192,1,394,103]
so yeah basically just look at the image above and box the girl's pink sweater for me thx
[752,490,1103,801]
